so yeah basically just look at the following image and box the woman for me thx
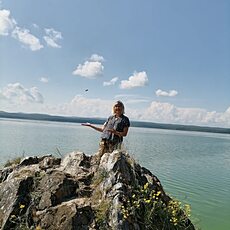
[81,101,130,157]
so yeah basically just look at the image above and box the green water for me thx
[1,118,230,230]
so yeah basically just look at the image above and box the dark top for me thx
[101,114,130,143]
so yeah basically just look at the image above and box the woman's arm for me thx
[108,126,129,137]
[81,123,104,132]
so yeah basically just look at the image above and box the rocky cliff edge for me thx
[0,151,195,230]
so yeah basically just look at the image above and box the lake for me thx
[0,118,230,230]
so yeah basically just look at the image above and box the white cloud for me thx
[103,77,118,86]
[0,9,16,36]
[120,71,148,89]
[43,28,62,48]
[53,98,230,127]
[72,54,105,79]
[55,95,112,117]
[0,83,44,104]
[140,101,176,122]
[32,23,39,29]
[1,84,230,127]
[12,26,43,51]
[40,77,49,83]
[156,89,178,97]
[90,54,105,62]
[114,94,150,104]
[137,101,230,127]
[1,8,62,50]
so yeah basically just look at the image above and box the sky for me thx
[0,0,230,128]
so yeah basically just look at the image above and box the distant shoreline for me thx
[0,111,229,135]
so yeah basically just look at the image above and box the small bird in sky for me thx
[85,89,88,92]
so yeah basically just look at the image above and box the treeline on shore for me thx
[0,111,229,134]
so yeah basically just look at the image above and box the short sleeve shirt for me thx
[101,114,130,143]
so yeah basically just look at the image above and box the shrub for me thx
[121,182,193,229]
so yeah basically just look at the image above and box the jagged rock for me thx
[0,151,195,230]
[0,167,13,183]
[38,156,61,170]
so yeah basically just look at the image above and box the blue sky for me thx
[0,0,230,127]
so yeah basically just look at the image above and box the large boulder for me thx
[0,151,195,229]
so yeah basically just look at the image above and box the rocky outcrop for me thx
[0,151,195,230]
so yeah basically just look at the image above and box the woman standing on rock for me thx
[81,101,130,157]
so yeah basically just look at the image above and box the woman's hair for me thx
[112,101,125,114]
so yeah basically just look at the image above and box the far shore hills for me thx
[0,111,229,135]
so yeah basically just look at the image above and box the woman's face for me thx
[114,104,122,116]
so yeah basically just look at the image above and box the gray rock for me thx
[0,151,195,230]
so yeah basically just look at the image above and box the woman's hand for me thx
[108,128,121,136]
[108,127,129,137]
[81,122,91,127]
[107,128,115,133]
[82,123,103,132]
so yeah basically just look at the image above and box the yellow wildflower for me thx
[144,183,149,190]
[156,191,161,196]
[20,204,25,209]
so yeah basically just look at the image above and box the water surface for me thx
[1,118,230,230]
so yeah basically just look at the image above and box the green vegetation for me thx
[121,182,194,230]
[9,204,29,230]
[9,204,42,230]
[92,167,109,187]
[92,167,111,229]
[55,147,63,158]
[95,199,111,230]
[4,157,21,167]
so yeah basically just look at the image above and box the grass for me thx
[92,167,109,187]
[4,157,22,167]
[94,199,111,229]
[91,167,111,229]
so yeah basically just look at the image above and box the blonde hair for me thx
[112,101,125,114]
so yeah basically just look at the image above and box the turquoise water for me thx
[1,118,230,230]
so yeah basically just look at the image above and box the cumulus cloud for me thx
[103,77,118,86]
[137,101,230,127]
[52,97,230,127]
[55,95,112,117]
[72,54,105,79]
[0,83,44,104]
[1,87,229,127]
[40,77,49,83]
[114,94,150,104]
[0,9,43,51]
[90,54,105,62]
[12,26,43,51]
[32,23,39,29]
[120,71,148,89]
[156,89,178,97]
[1,8,62,51]
[0,9,16,35]
[43,28,62,48]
